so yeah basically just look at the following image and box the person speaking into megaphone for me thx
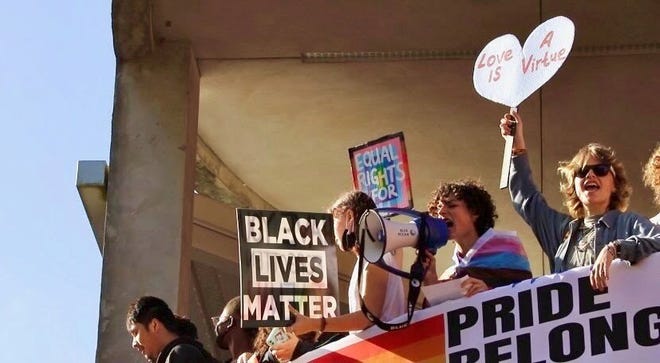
[422,180,532,298]
[288,191,406,336]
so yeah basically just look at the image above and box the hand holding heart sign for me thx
[473,16,575,107]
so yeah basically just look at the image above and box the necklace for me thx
[575,219,597,266]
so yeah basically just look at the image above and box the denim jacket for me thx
[509,153,660,273]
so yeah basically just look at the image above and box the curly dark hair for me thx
[126,296,197,339]
[427,179,497,236]
[557,143,631,219]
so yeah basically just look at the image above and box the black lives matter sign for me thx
[237,209,340,328]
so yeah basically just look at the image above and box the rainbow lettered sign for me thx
[349,132,413,209]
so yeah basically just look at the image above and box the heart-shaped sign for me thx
[473,16,575,107]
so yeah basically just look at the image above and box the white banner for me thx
[301,253,660,362]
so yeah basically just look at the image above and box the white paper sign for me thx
[421,275,469,306]
[473,16,575,107]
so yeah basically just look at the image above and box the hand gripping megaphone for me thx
[358,208,449,264]
[355,207,448,331]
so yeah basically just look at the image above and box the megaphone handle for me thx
[356,248,417,331]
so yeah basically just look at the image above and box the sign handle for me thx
[499,107,518,189]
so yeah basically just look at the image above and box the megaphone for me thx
[358,208,449,264]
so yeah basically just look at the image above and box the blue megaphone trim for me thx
[372,207,449,254]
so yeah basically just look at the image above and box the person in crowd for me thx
[287,191,406,336]
[422,179,532,297]
[642,143,660,224]
[127,295,218,363]
[212,296,258,362]
[500,110,660,291]
[242,327,335,363]
[268,329,347,362]
[216,300,344,362]
[233,326,275,363]
[268,332,309,363]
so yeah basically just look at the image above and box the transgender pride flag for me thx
[452,228,530,273]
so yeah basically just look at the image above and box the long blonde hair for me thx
[643,143,660,206]
[557,143,631,219]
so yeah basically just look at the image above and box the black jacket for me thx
[157,337,219,363]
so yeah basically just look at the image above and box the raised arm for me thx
[500,110,571,260]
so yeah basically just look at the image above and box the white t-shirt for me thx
[348,251,406,331]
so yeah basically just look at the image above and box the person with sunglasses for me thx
[642,143,660,224]
[212,297,258,362]
[499,110,660,290]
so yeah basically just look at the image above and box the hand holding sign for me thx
[474,16,575,188]
[473,16,575,107]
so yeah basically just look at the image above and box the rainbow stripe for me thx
[309,315,446,362]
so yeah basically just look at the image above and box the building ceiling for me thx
[143,0,660,214]
[152,1,659,59]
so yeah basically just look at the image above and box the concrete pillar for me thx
[96,42,199,363]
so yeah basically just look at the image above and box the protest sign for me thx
[349,132,413,209]
[473,16,575,108]
[299,253,660,362]
[473,16,575,189]
[237,208,340,328]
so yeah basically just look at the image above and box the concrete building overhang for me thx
[90,1,660,360]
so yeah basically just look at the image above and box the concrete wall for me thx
[96,42,199,363]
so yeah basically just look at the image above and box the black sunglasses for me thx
[211,315,234,337]
[577,163,613,178]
